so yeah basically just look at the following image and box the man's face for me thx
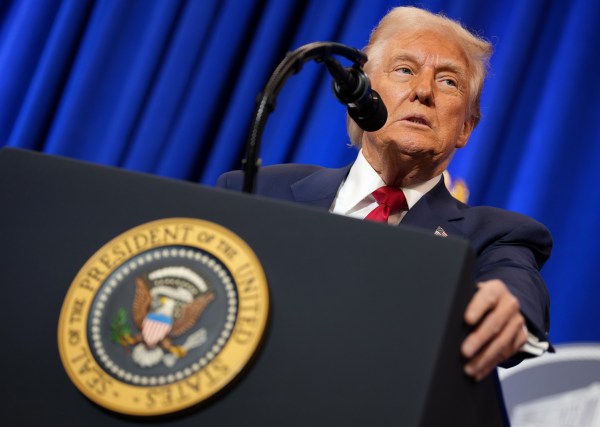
[362,30,475,179]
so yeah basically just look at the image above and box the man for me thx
[218,6,552,381]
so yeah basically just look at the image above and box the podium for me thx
[0,148,507,426]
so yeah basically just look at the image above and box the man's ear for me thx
[456,117,475,149]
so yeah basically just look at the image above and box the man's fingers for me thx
[462,279,529,380]
[464,280,504,325]
[464,314,527,381]
[462,282,520,358]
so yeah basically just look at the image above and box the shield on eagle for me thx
[141,313,173,347]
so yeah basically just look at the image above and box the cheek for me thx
[440,102,469,127]
[372,77,410,106]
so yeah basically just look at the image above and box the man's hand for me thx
[461,279,528,381]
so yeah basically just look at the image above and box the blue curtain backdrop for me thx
[1,0,599,344]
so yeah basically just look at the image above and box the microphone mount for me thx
[242,42,385,194]
[324,57,387,132]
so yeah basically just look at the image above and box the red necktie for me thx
[365,186,408,223]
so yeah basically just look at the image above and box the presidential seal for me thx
[57,218,269,416]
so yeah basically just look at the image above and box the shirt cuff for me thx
[520,325,550,356]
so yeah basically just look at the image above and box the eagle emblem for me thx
[112,266,215,368]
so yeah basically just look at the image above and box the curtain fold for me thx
[155,0,264,180]
[6,0,91,151]
[0,0,598,344]
[1,0,61,145]
[123,0,221,174]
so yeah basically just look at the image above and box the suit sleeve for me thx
[216,171,243,190]
[471,211,553,346]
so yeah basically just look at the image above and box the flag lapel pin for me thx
[434,226,448,237]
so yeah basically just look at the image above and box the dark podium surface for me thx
[0,148,506,426]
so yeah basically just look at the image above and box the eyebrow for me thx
[388,51,468,78]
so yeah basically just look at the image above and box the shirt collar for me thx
[332,150,441,214]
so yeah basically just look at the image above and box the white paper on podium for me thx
[511,382,600,427]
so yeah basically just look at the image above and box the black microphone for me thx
[325,57,387,132]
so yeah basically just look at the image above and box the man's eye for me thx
[396,67,413,75]
[442,78,457,87]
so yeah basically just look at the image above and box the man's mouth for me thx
[403,115,431,127]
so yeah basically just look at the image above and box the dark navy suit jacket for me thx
[218,163,553,351]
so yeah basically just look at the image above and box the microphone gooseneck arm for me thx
[242,42,386,194]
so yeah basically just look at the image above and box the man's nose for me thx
[409,72,434,106]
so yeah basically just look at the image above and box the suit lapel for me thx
[402,176,465,238]
[290,165,351,210]
[286,166,466,237]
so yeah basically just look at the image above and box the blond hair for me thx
[348,6,493,147]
